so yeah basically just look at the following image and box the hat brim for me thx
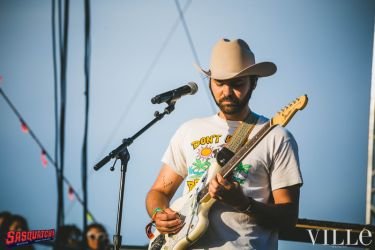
[195,62,277,80]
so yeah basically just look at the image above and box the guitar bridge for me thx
[177,213,186,226]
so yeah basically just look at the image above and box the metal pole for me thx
[366,17,375,225]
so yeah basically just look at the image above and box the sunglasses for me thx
[87,232,107,241]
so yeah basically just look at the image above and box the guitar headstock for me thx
[271,95,308,127]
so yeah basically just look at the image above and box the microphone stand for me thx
[94,101,176,250]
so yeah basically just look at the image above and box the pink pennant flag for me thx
[20,120,29,133]
[68,186,75,201]
[41,150,48,167]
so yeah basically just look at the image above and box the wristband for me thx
[151,207,164,219]
[238,197,255,214]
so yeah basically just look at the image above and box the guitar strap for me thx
[216,111,259,166]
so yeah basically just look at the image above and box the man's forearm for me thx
[145,189,171,218]
[250,199,299,230]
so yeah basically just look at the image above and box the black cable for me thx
[58,0,64,59]
[51,0,61,233]
[56,0,63,230]
[58,0,70,227]
[82,0,91,244]
[174,0,216,113]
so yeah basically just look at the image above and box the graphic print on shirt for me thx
[187,157,211,191]
[190,134,222,150]
[186,134,253,191]
[232,162,252,184]
[187,135,220,191]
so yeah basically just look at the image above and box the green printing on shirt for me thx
[232,162,252,184]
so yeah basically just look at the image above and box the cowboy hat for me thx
[196,38,277,80]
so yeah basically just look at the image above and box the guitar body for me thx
[148,163,221,250]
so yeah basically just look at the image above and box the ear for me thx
[250,76,258,90]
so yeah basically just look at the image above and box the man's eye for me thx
[231,81,245,87]
[213,80,245,87]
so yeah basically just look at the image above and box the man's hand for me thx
[208,173,248,210]
[153,208,185,234]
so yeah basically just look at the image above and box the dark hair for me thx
[86,223,107,234]
[0,211,12,232]
[9,214,29,231]
[249,75,258,87]
[0,211,12,219]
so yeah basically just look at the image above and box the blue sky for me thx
[0,1,374,249]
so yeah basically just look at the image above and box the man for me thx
[146,38,303,249]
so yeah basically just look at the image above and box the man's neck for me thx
[218,107,251,121]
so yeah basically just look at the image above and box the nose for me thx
[222,84,234,97]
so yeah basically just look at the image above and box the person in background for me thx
[0,211,12,249]
[7,214,34,250]
[0,211,12,230]
[54,224,82,250]
[85,223,110,250]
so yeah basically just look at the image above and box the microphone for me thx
[151,82,198,104]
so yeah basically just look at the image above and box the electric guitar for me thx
[148,95,308,250]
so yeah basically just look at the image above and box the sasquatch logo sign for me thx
[5,229,55,248]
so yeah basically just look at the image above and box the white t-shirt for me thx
[162,114,303,250]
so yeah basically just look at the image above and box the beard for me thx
[211,87,253,115]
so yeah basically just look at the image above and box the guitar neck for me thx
[198,120,275,202]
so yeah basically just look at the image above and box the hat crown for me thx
[195,38,276,80]
[209,39,256,77]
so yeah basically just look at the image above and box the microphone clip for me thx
[154,100,175,117]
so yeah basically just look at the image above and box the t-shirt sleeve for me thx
[270,129,303,191]
[161,125,188,178]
